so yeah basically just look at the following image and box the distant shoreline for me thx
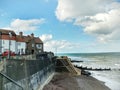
[57,52,120,54]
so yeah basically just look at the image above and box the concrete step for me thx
[57,56,81,75]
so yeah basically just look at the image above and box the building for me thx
[0,29,43,55]
[0,29,16,54]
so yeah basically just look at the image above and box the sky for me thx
[0,0,120,53]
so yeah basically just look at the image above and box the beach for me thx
[43,72,110,90]
[58,52,120,90]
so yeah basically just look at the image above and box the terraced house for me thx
[0,29,43,55]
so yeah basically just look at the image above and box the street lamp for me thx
[8,32,12,59]
[55,47,57,56]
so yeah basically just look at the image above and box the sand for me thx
[43,72,110,90]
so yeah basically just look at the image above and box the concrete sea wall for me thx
[1,59,55,90]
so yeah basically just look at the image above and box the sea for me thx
[58,52,120,90]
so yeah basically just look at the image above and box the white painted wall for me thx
[17,42,26,54]
[1,40,16,53]
[0,39,26,55]
[0,40,2,54]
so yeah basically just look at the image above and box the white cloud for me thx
[3,18,45,32]
[56,0,120,43]
[40,34,80,52]
[40,34,120,53]
[75,9,120,42]
[56,0,113,21]
[40,34,52,43]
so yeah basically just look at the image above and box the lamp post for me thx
[8,32,12,59]
[55,47,57,56]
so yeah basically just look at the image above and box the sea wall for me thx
[1,58,55,90]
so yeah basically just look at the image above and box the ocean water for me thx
[58,52,120,90]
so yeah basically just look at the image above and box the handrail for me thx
[0,72,24,90]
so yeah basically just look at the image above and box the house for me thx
[16,32,26,54]
[25,34,43,54]
[0,29,17,54]
[17,32,43,54]
[0,29,43,55]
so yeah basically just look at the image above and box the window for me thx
[39,50,41,52]
[36,44,42,49]
[37,44,40,47]
[32,44,34,47]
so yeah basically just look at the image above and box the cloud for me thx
[55,0,113,21]
[40,34,52,43]
[75,9,120,42]
[56,0,120,43]
[3,18,45,32]
[40,34,80,52]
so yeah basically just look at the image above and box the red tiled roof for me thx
[16,35,29,42]
[17,35,43,43]
[34,37,43,44]
[0,29,16,36]
[0,29,43,44]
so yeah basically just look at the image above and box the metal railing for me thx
[0,72,24,90]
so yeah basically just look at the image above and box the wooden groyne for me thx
[71,60,83,63]
[75,65,111,71]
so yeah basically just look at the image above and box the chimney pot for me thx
[19,32,23,37]
[31,33,34,38]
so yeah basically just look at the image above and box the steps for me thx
[56,56,81,75]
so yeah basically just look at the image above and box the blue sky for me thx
[0,0,120,53]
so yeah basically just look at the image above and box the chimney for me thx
[19,32,23,37]
[31,33,34,38]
